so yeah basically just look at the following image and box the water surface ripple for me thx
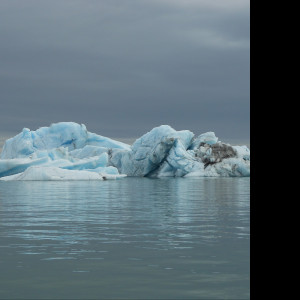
[0,177,250,299]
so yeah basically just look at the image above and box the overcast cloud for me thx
[0,0,249,141]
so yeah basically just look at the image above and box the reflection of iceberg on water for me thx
[0,122,250,181]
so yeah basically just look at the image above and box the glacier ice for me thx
[0,166,126,181]
[0,122,130,160]
[0,156,49,178]
[189,131,219,149]
[110,125,195,176]
[0,122,250,180]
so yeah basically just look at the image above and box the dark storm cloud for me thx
[0,0,250,140]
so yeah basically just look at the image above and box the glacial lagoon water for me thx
[0,177,250,299]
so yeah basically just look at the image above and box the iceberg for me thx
[0,166,125,181]
[0,122,130,160]
[0,122,250,180]
[110,125,194,176]
[109,125,249,178]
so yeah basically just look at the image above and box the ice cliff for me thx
[0,122,250,181]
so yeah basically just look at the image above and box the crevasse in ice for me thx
[0,122,250,180]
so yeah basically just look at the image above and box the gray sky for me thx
[0,0,250,141]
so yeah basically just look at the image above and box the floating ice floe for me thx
[0,166,126,181]
[0,122,250,181]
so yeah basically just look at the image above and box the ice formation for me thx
[0,122,250,181]
[0,166,125,181]
[0,122,130,160]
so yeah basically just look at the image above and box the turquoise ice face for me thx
[0,122,250,180]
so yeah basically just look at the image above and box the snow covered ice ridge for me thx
[0,122,250,181]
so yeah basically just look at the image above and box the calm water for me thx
[0,177,250,299]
